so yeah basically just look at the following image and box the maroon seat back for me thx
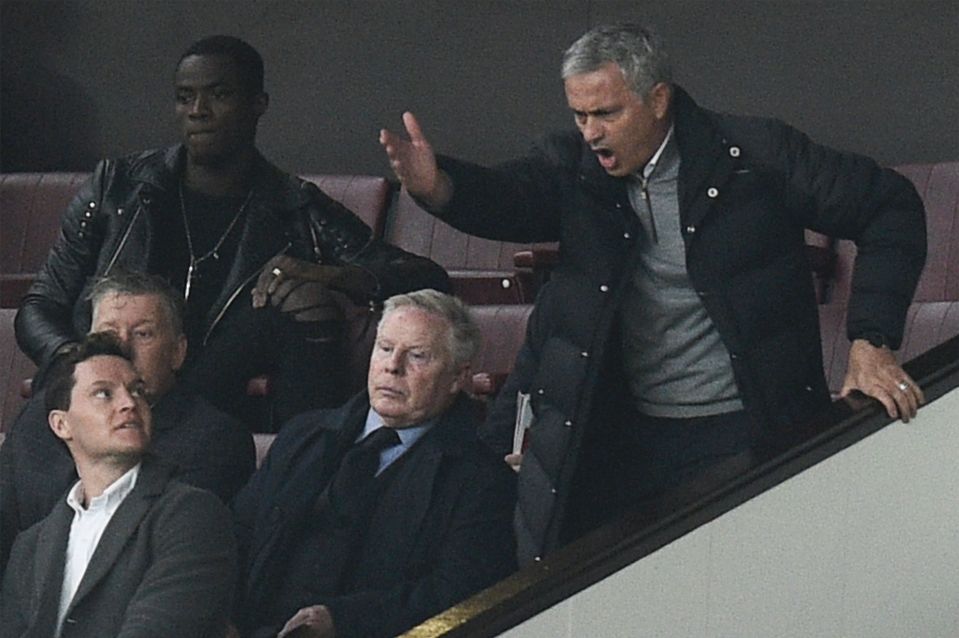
[815,161,959,393]
[0,308,37,432]
[387,189,556,304]
[0,172,89,306]
[300,175,393,239]
[898,162,959,302]
[808,161,959,306]
[819,301,959,394]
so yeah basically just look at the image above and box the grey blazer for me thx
[0,455,237,638]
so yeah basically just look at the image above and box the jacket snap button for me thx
[117,208,124,216]
[685,225,696,234]
[599,284,609,293]
[580,351,589,358]
[501,279,511,289]
[550,488,557,494]
[87,201,96,209]
[707,187,719,198]
[623,232,631,239]
[83,211,92,218]
[536,388,545,395]
[729,146,741,157]
[564,420,572,427]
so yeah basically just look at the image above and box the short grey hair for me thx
[379,289,481,367]
[88,269,185,337]
[562,23,672,97]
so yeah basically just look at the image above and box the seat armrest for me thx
[513,247,559,270]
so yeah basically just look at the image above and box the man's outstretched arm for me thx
[379,111,454,210]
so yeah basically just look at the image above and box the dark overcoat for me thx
[232,392,517,638]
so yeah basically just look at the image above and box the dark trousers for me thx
[563,407,757,542]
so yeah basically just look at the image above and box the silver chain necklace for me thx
[178,182,254,301]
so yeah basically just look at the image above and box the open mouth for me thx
[593,148,617,169]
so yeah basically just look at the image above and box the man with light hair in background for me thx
[1,270,253,574]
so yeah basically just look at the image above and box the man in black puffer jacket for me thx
[15,35,449,431]
[381,23,926,562]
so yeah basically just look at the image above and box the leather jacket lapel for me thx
[104,147,181,276]
[202,159,314,343]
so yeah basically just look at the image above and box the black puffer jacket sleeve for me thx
[740,117,927,348]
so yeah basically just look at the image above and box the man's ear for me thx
[253,92,269,118]
[171,335,188,372]
[48,410,72,442]
[648,82,672,120]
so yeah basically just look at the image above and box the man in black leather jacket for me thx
[15,36,449,430]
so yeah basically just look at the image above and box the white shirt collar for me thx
[642,123,676,181]
[66,462,141,514]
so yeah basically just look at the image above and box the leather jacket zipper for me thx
[103,204,144,274]
[203,242,293,346]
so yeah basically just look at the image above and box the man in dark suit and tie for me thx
[0,333,236,637]
[231,289,517,638]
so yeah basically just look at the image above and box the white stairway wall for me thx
[505,387,959,638]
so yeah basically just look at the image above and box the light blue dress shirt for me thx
[360,409,434,475]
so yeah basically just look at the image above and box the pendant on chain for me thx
[184,258,197,302]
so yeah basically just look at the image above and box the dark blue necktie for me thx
[327,427,400,523]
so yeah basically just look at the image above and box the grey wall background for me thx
[2,0,956,176]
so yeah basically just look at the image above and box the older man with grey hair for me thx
[380,22,927,562]
[1,270,254,575]
[231,289,516,638]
